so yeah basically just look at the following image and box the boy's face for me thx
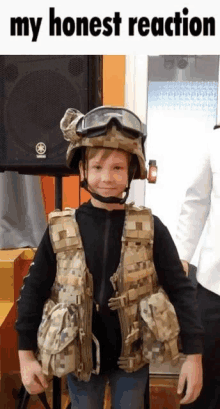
[80,148,129,201]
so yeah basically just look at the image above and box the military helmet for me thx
[60,106,147,180]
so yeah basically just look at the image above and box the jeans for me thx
[67,364,149,409]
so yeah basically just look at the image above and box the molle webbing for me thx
[109,204,158,372]
[48,207,95,381]
[45,203,179,379]
[48,208,81,254]
[122,204,157,299]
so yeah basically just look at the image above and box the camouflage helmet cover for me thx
[60,106,147,180]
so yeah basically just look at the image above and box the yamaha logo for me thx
[36,142,47,158]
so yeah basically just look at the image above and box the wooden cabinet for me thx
[150,376,180,409]
[104,356,185,409]
[0,249,35,408]
[149,356,185,409]
[103,374,181,409]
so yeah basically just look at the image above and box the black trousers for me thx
[181,283,220,409]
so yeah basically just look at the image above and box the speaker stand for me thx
[55,176,63,211]
[53,175,63,409]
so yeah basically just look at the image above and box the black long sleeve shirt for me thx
[15,201,204,373]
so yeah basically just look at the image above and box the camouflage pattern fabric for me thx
[37,208,96,381]
[140,288,180,364]
[37,299,79,378]
[109,203,180,372]
[65,126,147,179]
[36,203,180,381]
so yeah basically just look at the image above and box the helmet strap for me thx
[80,179,130,204]
[80,160,137,204]
[80,155,136,205]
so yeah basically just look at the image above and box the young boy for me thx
[16,106,203,408]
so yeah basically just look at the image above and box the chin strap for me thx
[80,179,130,204]
[80,149,137,205]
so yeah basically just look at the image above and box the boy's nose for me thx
[101,170,112,182]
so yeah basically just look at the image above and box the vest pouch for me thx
[37,298,79,378]
[140,288,180,364]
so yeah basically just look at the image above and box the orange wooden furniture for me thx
[0,249,35,407]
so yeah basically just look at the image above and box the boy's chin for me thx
[96,189,123,198]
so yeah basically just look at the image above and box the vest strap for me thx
[125,322,140,345]
[117,352,145,372]
[48,208,82,253]
[108,282,153,310]
[164,337,180,361]
[91,334,100,375]
[124,203,154,243]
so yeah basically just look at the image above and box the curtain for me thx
[0,172,47,249]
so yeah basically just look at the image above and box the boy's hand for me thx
[19,350,49,395]
[177,354,203,405]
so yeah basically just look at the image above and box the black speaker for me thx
[0,55,102,175]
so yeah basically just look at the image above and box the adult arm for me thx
[176,139,212,262]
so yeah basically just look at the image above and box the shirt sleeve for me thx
[153,215,204,355]
[175,138,212,262]
[15,226,56,351]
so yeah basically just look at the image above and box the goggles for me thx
[76,106,146,137]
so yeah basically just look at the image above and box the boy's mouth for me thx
[98,187,118,193]
[98,187,118,192]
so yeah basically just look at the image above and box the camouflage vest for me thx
[37,203,179,381]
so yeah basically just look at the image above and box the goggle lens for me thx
[82,107,144,134]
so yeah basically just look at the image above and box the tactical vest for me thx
[37,203,179,382]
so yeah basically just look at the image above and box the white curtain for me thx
[0,172,47,249]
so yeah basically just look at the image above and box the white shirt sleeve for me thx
[175,137,212,262]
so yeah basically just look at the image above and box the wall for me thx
[41,55,125,215]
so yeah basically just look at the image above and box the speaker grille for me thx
[6,70,83,156]
[0,55,102,174]
[68,56,85,77]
